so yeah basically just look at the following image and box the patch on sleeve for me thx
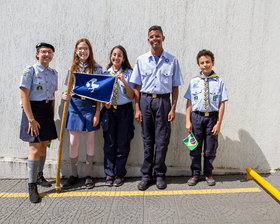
[23,68,30,76]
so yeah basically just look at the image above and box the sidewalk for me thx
[0,173,279,223]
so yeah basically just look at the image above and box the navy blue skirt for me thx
[20,101,58,143]
[66,96,100,132]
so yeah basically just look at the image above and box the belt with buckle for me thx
[193,111,218,117]
[72,95,86,100]
[142,93,170,98]
[30,100,53,104]
[111,102,132,110]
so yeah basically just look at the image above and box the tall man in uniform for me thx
[130,25,184,190]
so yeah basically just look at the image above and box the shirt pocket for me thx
[32,75,46,92]
[209,87,220,108]
[119,81,127,95]
[160,68,172,84]
[49,74,57,92]
[141,69,153,82]
[191,88,202,103]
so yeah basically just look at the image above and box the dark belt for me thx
[111,102,132,110]
[30,100,53,104]
[142,93,170,98]
[72,95,86,100]
[193,111,218,117]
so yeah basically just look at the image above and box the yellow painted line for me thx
[247,167,280,201]
[0,188,261,198]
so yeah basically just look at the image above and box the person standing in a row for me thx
[184,49,228,186]
[20,43,58,203]
[130,25,184,191]
[62,38,102,189]
[102,45,135,187]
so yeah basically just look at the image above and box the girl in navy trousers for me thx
[103,45,135,186]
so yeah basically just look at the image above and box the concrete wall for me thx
[1,0,279,178]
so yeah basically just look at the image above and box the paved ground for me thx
[0,173,279,224]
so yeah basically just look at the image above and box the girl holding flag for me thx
[102,45,135,187]
[62,38,102,189]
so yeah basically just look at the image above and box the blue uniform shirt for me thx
[20,62,58,101]
[105,67,135,105]
[130,50,184,94]
[184,71,228,112]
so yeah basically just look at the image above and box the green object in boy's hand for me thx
[183,133,198,151]
[47,141,51,148]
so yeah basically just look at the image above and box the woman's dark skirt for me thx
[20,101,58,143]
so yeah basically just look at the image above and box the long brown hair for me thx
[106,45,132,71]
[71,38,99,73]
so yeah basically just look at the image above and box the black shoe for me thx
[37,172,52,187]
[187,176,199,186]
[205,176,216,186]
[105,176,114,187]
[137,180,151,191]
[62,175,79,188]
[113,177,124,187]
[85,176,95,189]
[28,183,41,203]
[156,180,167,190]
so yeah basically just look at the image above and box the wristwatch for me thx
[28,118,34,123]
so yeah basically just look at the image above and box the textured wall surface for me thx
[1,0,279,178]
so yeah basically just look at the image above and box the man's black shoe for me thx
[137,180,151,191]
[28,183,41,203]
[156,180,167,190]
[62,175,79,189]
[37,172,52,187]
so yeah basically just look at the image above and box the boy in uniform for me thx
[184,49,228,186]
[130,25,184,190]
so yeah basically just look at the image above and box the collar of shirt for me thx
[200,70,215,77]
[108,66,123,74]
[35,62,51,73]
[148,50,168,63]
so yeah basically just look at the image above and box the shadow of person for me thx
[166,112,192,177]
[215,129,271,182]
[54,98,70,178]
[166,111,271,184]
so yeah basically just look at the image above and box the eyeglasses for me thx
[77,47,89,52]
[39,50,54,55]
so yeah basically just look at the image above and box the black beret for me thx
[36,42,55,52]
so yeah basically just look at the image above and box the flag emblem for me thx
[183,133,198,151]
[86,78,99,93]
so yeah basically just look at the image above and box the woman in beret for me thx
[20,42,58,203]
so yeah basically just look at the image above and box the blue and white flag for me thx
[73,72,116,103]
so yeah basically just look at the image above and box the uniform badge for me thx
[213,96,217,101]
[194,96,198,101]
[23,68,30,76]
[193,79,200,88]
[37,85,43,91]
